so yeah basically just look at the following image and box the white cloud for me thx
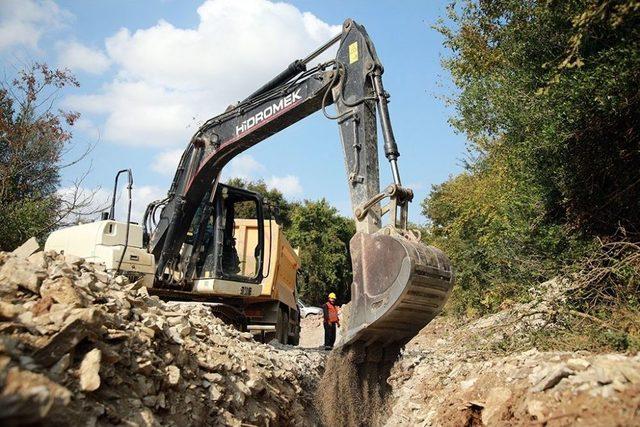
[153,151,304,196]
[65,0,340,147]
[225,154,266,180]
[266,175,302,197]
[127,185,165,222]
[66,80,199,147]
[56,40,110,74]
[0,0,70,51]
[152,149,183,175]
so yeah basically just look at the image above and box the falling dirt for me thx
[316,344,401,427]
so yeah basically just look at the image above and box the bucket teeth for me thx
[337,231,454,349]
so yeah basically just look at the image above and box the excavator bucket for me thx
[337,231,454,349]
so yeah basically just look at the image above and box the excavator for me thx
[46,19,454,351]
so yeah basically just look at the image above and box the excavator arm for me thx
[145,19,454,349]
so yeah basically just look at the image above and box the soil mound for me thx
[0,249,325,426]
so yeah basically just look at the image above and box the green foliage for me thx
[425,0,640,316]
[0,64,80,250]
[224,178,355,305]
[225,177,295,228]
[285,199,355,306]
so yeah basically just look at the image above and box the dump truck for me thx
[240,220,301,345]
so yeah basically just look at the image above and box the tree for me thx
[285,199,355,306]
[0,63,90,251]
[424,1,640,315]
[225,177,296,228]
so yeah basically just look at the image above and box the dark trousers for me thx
[324,322,336,348]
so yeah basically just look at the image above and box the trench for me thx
[314,344,401,427]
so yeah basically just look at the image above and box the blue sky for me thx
[0,0,466,223]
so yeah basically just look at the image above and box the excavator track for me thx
[338,230,454,349]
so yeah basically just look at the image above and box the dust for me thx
[316,344,400,427]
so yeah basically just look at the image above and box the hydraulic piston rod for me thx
[372,72,402,186]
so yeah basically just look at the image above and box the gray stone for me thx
[566,358,590,371]
[530,366,574,392]
[40,277,87,307]
[165,365,180,387]
[0,257,47,294]
[27,252,47,269]
[63,254,84,267]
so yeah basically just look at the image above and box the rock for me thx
[0,366,71,423]
[136,360,154,376]
[566,358,590,371]
[595,360,630,385]
[209,384,223,401]
[481,387,512,425]
[79,348,102,392]
[0,301,23,319]
[27,252,47,269]
[93,270,111,284]
[460,377,477,390]
[0,257,47,294]
[526,399,547,420]
[40,277,87,306]
[0,247,327,425]
[50,353,71,378]
[530,365,574,392]
[165,365,181,387]
[619,365,640,384]
[12,238,40,258]
[63,254,84,267]
[204,372,223,383]
[30,295,54,316]
[114,275,129,286]
[48,263,75,280]
[33,310,100,367]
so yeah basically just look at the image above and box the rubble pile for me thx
[0,245,325,426]
[388,347,640,425]
[385,278,640,426]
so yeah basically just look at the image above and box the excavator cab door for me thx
[196,184,265,284]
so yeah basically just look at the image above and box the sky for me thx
[0,0,466,223]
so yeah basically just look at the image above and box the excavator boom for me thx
[145,19,454,350]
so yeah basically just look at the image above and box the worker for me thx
[322,292,340,349]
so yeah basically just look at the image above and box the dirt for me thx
[303,278,640,426]
[316,346,394,427]
[384,279,640,426]
[2,243,639,426]
[299,314,324,348]
[0,248,326,426]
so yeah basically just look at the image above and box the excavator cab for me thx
[189,184,266,288]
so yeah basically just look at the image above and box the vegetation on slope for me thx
[424,0,640,348]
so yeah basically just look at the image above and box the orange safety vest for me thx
[325,302,339,324]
